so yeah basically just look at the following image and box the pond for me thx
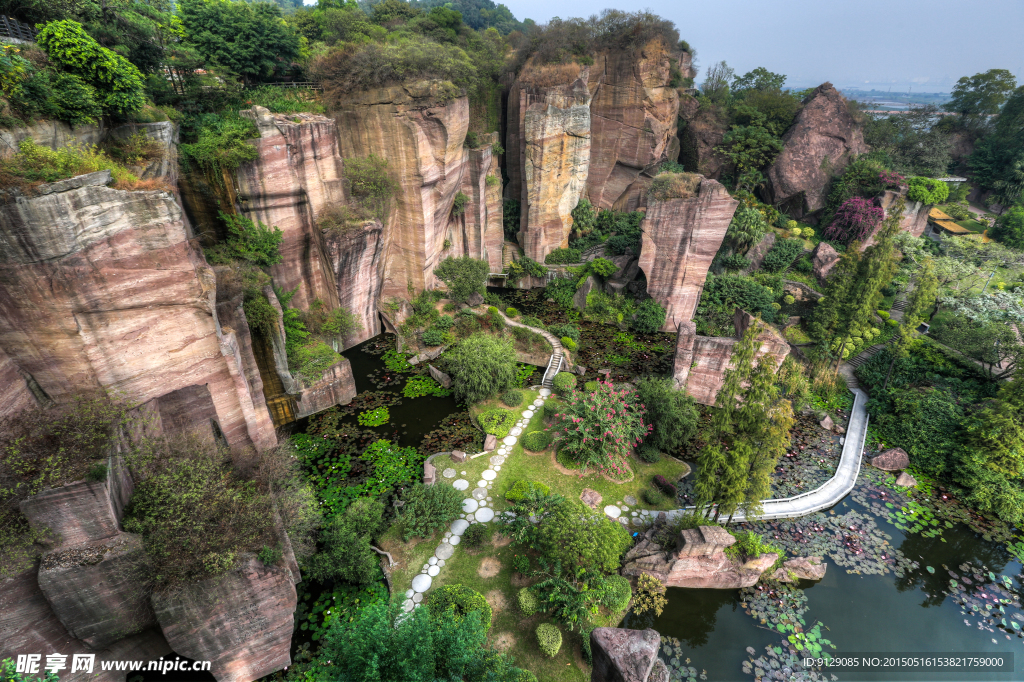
[624,492,1024,682]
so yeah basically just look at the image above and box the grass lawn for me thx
[955,219,988,233]
[378,387,690,680]
[784,325,813,344]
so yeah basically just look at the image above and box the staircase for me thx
[502,241,521,269]
[542,351,563,388]
[847,343,886,369]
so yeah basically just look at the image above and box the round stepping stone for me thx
[479,500,487,506]
[604,505,621,519]
[444,531,452,538]
[494,465,501,471]
[539,388,552,397]
[533,399,544,406]
[403,599,414,612]
[451,519,470,535]
[502,435,517,446]
[522,410,534,418]
[449,535,461,545]
[510,427,522,436]
[453,479,469,491]
[481,469,496,481]
[477,480,487,487]
[624,495,637,506]
[442,468,456,478]
[632,517,644,526]
[437,559,445,567]
[405,589,414,598]
[435,543,454,561]
[486,496,492,501]
[621,505,629,511]
[631,512,637,517]
[462,498,479,513]
[475,507,495,522]
[427,565,440,577]
[423,563,429,571]
[472,487,487,500]
[411,574,432,593]
[497,448,507,455]
[429,557,437,565]
[489,455,506,465]
[413,592,423,603]
[461,471,467,475]
[465,513,474,520]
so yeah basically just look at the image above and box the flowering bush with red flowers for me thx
[546,380,650,473]
[878,170,905,188]
[824,196,884,244]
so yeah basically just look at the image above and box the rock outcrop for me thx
[0,172,276,450]
[0,119,103,157]
[449,133,505,272]
[590,627,661,682]
[772,556,827,582]
[871,189,930,242]
[871,448,910,471]
[293,359,357,420]
[323,220,386,346]
[638,178,738,330]
[765,83,868,219]
[334,81,471,298]
[672,310,790,405]
[506,63,593,261]
[622,524,778,589]
[677,94,730,179]
[152,555,298,682]
[585,41,685,211]
[811,242,841,282]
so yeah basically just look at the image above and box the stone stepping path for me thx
[401,391,550,612]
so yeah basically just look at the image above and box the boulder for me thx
[677,526,736,557]
[484,434,497,451]
[819,415,836,432]
[580,488,603,510]
[765,83,869,218]
[451,450,468,463]
[590,627,661,682]
[152,555,297,682]
[423,460,436,485]
[647,659,670,682]
[574,364,587,376]
[811,242,841,282]
[467,292,485,307]
[741,232,776,273]
[871,448,910,471]
[428,364,452,389]
[36,533,156,649]
[772,556,827,582]
[895,472,918,487]
[637,179,738,330]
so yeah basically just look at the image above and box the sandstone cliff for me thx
[333,81,472,298]
[637,177,738,331]
[323,220,387,345]
[672,311,790,406]
[585,41,683,212]
[0,171,276,450]
[448,133,504,272]
[506,62,593,261]
[765,83,868,219]
[677,94,730,179]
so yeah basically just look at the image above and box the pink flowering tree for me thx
[546,380,650,473]
[879,170,905,188]
[824,196,884,244]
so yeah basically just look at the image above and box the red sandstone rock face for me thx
[152,556,297,682]
[448,135,504,272]
[334,82,471,299]
[322,221,385,348]
[586,40,682,212]
[638,178,738,330]
[677,95,730,180]
[590,627,661,682]
[237,107,346,313]
[811,242,841,282]
[765,83,868,218]
[0,346,37,418]
[294,359,356,420]
[0,175,275,450]
[867,189,930,245]
[672,311,790,406]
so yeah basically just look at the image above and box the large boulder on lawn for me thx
[871,448,909,471]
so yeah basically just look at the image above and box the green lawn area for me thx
[784,325,813,344]
[379,388,690,680]
[955,219,988,233]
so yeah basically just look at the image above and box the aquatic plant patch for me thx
[334,390,402,416]
[357,407,390,426]
[295,579,388,642]
[402,376,451,398]
[658,636,709,682]
[417,411,484,456]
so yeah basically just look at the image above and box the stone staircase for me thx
[846,342,887,369]
[541,350,563,388]
[501,241,521,269]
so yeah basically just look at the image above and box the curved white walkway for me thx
[666,387,870,523]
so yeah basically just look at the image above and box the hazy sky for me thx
[500,0,1024,92]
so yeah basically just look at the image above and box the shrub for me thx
[304,497,385,584]
[505,307,519,317]
[545,247,582,264]
[85,462,108,482]
[602,575,633,612]
[549,323,580,341]
[721,253,751,271]
[784,294,796,305]
[178,114,259,181]
[877,310,890,319]
[396,483,464,541]
[697,274,778,323]
[786,220,798,229]
[478,408,516,438]
[643,488,665,505]
[632,573,667,616]
[637,444,661,463]
[991,206,1024,250]
[522,431,553,452]
[552,371,577,395]
[802,227,815,238]
[451,191,469,217]
[942,202,970,220]
[536,499,631,573]
[653,474,677,497]
[506,480,551,501]
[761,238,805,273]
[445,333,518,403]
[545,277,577,308]
[461,523,487,548]
[517,587,538,616]
[536,623,562,658]
[635,377,698,454]
[0,139,136,187]
[795,257,813,273]
[584,381,599,392]
[500,390,523,407]
[906,176,950,204]
[887,318,899,327]
[542,401,560,418]
[258,545,283,566]
[206,213,284,268]
[420,327,450,347]
[434,256,489,303]
[428,584,492,632]
[790,227,802,237]
[551,381,650,472]
[560,336,578,351]
[824,196,884,244]
[631,298,667,334]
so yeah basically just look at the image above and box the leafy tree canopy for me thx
[731,66,786,94]
[944,69,1018,120]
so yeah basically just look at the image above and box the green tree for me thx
[635,377,698,454]
[313,600,527,681]
[548,380,650,472]
[433,255,490,302]
[303,497,385,584]
[991,205,1024,249]
[442,332,517,403]
[208,212,284,267]
[944,69,1018,122]
[884,256,938,389]
[35,19,145,114]
[632,298,667,334]
[535,499,631,574]
[343,154,400,223]
[700,60,734,102]
[863,106,953,177]
[731,67,786,94]
[716,122,784,184]
[970,86,1024,192]
[179,0,301,86]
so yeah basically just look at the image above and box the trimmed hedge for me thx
[505,307,519,317]
[552,371,577,395]
[478,408,516,438]
[506,480,551,502]
[584,381,599,392]
[500,390,523,407]
[643,488,665,505]
[517,587,538,616]
[561,336,578,351]
[427,584,492,632]
[536,623,562,657]
[522,431,553,452]
[602,575,632,613]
